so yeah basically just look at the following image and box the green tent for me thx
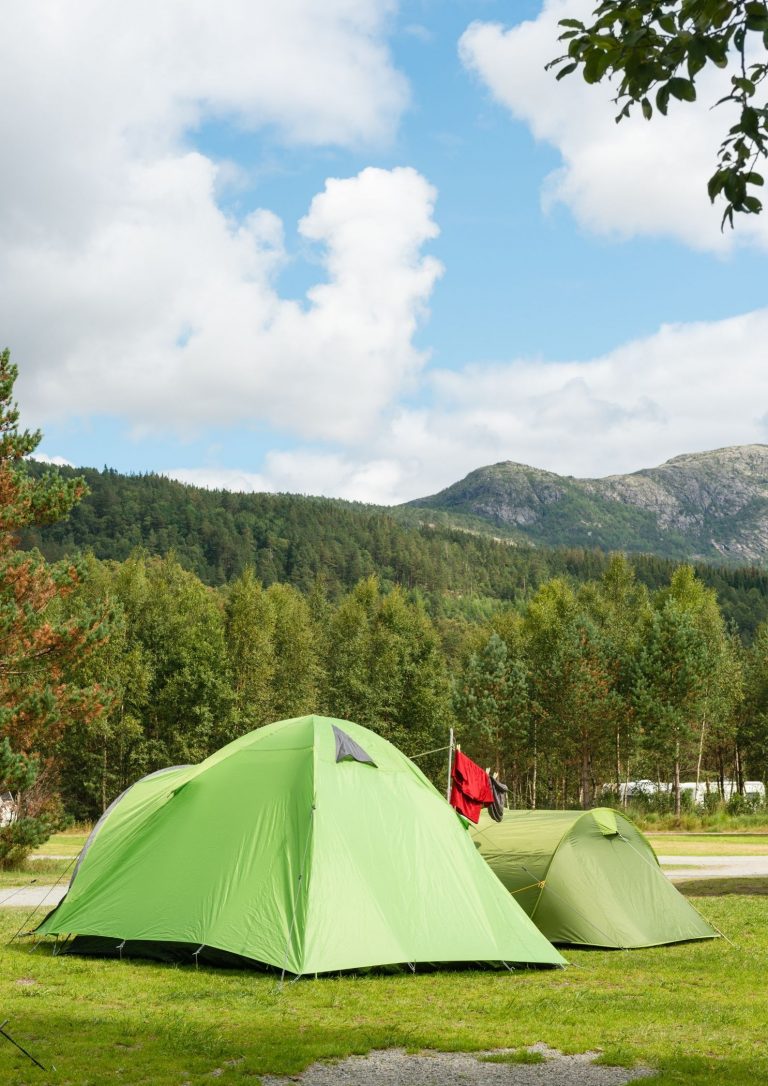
[471,807,717,949]
[38,716,565,974]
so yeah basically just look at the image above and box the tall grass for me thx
[603,791,768,832]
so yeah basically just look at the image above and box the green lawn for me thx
[31,832,89,858]
[1,890,766,1086]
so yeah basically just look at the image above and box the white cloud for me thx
[209,307,768,504]
[0,4,445,445]
[166,468,272,494]
[168,449,404,504]
[419,307,768,481]
[459,1,768,252]
[31,453,75,468]
[10,164,441,443]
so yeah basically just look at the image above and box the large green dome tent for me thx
[38,716,565,975]
[471,807,717,949]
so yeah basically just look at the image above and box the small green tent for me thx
[38,716,564,974]
[471,807,716,949]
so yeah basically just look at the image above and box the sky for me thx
[4,0,768,505]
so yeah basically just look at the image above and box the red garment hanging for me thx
[450,749,493,824]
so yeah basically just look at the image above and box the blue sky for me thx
[4,0,767,503]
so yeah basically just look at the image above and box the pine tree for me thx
[0,350,110,865]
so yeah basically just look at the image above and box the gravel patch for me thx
[658,856,768,879]
[0,883,68,908]
[259,1045,654,1086]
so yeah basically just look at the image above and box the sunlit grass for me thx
[647,834,768,856]
[1,893,767,1085]
[31,832,88,858]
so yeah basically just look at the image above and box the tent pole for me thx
[446,728,454,801]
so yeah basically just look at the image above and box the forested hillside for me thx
[4,443,768,849]
[20,463,768,637]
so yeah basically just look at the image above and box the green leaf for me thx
[745,171,765,186]
[558,18,585,29]
[723,172,744,203]
[687,46,707,79]
[656,83,671,115]
[583,50,611,83]
[707,171,728,202]
[733,77,756,97]
[703,38,729,68]
[741,106,761,140]
[556,62,578,80]
[668,77,696,102]
[745,2,768,31]
[641,97,653,120]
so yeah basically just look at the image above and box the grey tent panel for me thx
[333,725,376,767]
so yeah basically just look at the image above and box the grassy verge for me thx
[0,857,75,889]
[646,834,768,856]
[0,832,85,888]
[1,891,766,1086]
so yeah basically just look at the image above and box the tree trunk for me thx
[735,743,744,796]
[580,745,592,809]
[694,706,708,800]
[674,740,681,820]
[718,748,726,797]
[531,722,537,810]
[101,738,108,815]
[615,726,621,801]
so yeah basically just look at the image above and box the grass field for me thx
[30,832,89,858]
[1,886,766,1086]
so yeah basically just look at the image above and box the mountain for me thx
[402,445,768,565]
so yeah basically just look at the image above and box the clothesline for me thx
[409,743,452,761]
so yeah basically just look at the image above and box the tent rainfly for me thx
[37,716,565,975]
[471,807,717,949]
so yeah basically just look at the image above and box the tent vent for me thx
[591,808,618,837]
[332,725,376,767]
